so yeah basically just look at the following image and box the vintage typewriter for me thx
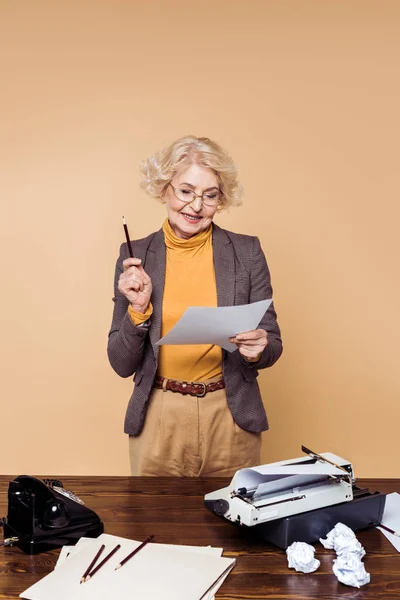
[204,446,386,549]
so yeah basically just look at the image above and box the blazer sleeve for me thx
[107,244,150,378]
[240,236,283,370]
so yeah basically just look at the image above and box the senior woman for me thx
[108,136,282,477]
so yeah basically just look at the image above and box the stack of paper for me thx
[20,534,235,600]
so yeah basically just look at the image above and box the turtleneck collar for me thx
[162,218,212,250]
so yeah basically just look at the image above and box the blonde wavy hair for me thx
[140,135,243,208]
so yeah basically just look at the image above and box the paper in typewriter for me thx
[232,463,347,498]
[20,533,235,600]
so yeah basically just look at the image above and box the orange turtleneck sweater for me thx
[129,219,222,381]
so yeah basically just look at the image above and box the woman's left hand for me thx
[229,329,268,362]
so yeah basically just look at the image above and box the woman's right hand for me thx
[118,258,153,313]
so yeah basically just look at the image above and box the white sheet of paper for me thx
[377,527,400,552]
[55,538,94,569]
[377,492,400,552]
[155,299,272,351]
[21,534,234,600]
[55,546,73,569]
[170,546,223,600]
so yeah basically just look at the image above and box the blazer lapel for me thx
[145,229,166,355]
[212,224,235,307]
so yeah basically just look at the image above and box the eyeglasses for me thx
[169,184,221,207]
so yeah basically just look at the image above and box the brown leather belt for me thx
[154,375,225,398]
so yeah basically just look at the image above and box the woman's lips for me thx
[181,212,202,222]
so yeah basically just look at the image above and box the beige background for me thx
[1,1,399,477]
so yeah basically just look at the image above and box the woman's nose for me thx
[189,196,203,211]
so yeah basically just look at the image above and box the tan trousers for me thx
[129,379,261,477]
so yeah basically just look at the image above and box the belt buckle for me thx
[195,382,207,397]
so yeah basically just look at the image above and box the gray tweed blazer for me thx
[107,223,282,436]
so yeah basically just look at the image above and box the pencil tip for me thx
[122,216,126,223]
[114,564,121,571]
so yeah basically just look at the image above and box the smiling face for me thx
[162,163,220,239]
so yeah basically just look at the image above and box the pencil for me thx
[122,216,134,258]
[84,544,121,582]
[379,523,400,537]
[114,535,154,570]
[80,544,105,584]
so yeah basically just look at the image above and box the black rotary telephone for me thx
[2,475,104,554]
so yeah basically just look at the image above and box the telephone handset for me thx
[3,475,104,554]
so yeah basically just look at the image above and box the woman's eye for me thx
[205,193,218,200]
[180,188,192,195]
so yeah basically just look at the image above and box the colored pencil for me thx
[84,544,121,582]
[80,544,105,584]
[379,523,400,537]
[114,535,154,570]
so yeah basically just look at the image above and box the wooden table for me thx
[0,476,399,599]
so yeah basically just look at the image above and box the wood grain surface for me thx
[0,477,399,599]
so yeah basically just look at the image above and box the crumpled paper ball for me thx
[320,522,365,558]
[286,541,321,573]
[333,551,370,588]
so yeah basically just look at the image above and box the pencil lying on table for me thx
[379,523,400,537]
[80,544,105,584]
[83,544,121,583]
[114,535,155,570]
[122,216,134,258]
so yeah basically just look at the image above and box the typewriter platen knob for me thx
[213,499,229,516]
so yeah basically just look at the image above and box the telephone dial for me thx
[2,475,104,554]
